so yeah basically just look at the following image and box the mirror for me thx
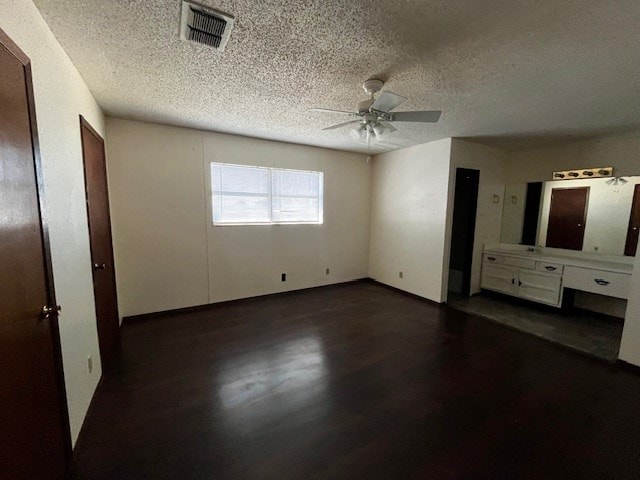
[500,176,640,256]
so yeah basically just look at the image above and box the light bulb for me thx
[372,123,385,139]
[349,124,365,141]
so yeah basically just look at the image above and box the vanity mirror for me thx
[500,176,640,256]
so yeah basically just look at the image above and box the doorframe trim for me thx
[0,27,73,470]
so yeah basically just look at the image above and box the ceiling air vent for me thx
[180,1,234,51]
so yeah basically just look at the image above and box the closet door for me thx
[545,187,589,251]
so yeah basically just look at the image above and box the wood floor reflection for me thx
[72,281,640,479]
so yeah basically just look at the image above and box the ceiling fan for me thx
[311,79,442,144]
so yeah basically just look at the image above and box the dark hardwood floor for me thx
[72,281,640,480]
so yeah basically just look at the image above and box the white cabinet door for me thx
[517,270,562,307]
[481,264,517,295]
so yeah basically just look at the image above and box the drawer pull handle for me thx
[594,279,610,286]
[545,266,557,271]
[487,256,496,261]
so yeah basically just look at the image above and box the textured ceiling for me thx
[34,0,640,153]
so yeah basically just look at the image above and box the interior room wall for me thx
[368,139,452,302]
[446,139,509,295]
[105,119,209,316]
[620,251,640,367]
[505,130,640,183]
[500,183,528,244]
[0,0,104,444]
[202,131,371,303]
[106,118,370,317]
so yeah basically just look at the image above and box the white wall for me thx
[202,131,371,303]
[620,252,640,366]
[106,120,209,316]
[447,139,508,295]
[500,183,527,244]
[0,0,104,444]
[106,118,370,317]
[506,130,640,183]
[368,139,452,302]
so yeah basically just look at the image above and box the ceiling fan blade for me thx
[322,120,361,131]
[370,92,406,113]
[379,121,397,133]
[311,108,357,116]
[390,111,442,123]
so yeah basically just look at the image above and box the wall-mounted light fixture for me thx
[553,166,613,180]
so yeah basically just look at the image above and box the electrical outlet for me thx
[326,268,330,275]
[399,271,404,279]
[281,273,286,282]
[87,355,93,373]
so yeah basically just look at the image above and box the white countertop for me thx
[484,245,634,274]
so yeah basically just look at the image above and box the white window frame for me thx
[211,162,324,226]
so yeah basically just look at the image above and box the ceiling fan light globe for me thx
[349,124,365,141]
[372,124,385,138]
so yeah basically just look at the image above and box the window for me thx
[211,163,324,225]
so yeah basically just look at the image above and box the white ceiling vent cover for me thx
[180,1,234,51]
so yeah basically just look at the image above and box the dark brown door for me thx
[0,30,71,479]
[80,117,120,365]
[545,187,589,251]
[625,184,640,257]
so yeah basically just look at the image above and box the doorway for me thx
[447,168,480,299]
[0,29,71,478]
[80,117,120,365]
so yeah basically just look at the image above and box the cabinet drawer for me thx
[483,253,502,265]
[563,266,631,299]
[503,256,536,270]
[481,264,516,295]
[535,261,563,275]
[517,270,562,307]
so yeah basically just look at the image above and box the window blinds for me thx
[211,163,323,225]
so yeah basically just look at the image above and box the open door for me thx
[448,168,480,298]
[0,28,71,479]
[80,117,120,365]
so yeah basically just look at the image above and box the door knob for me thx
[93,262,106,270]
[40,304,61,320]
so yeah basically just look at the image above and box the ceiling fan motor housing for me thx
[362,79,384,94]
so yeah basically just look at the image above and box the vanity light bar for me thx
[552,166,613,180]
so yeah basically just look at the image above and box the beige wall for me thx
[506,130,640,183]
[620,252,640,366]
[202,131,371,303]
[106,118,370,317]
[106,120,209,316]
[368,139,452,302]
[1,0,105,444]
